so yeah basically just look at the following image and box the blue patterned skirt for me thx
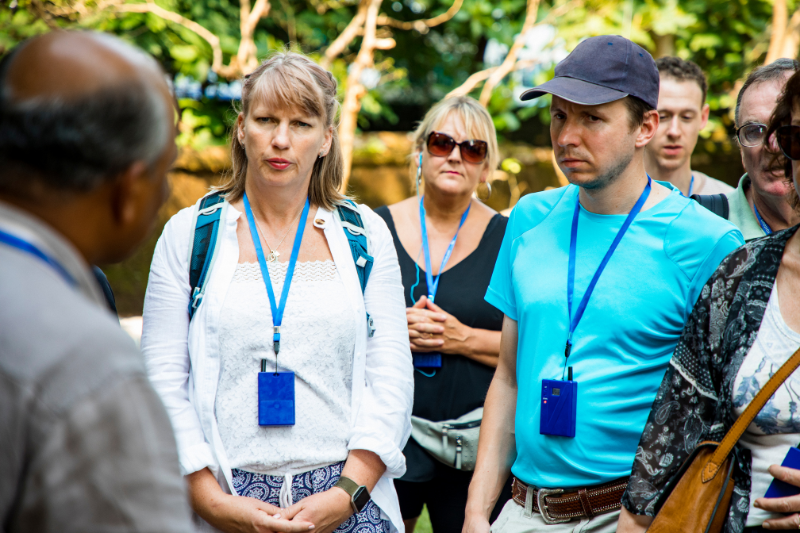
[232,462,389,533]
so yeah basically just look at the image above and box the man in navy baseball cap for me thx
[462,35,743,533]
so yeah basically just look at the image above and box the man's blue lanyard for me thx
[243,194,310,367]
[419,196,470,303]
[565,177,652,360]
[753,201,773,235]
[687,174,694,197]
[0,229,75,286]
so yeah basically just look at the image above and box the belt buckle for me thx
[537,488,569,525]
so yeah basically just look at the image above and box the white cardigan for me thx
[141,199,413,532]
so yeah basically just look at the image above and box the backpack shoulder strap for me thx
[188,191,226,319]
[690,193,730,220]
[336,200,375,337]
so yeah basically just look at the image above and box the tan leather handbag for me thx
[648,347,800,533]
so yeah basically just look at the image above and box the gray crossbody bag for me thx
[410,407,483,471]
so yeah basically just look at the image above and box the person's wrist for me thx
[330,486,356,516]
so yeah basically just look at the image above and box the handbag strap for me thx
[702,346,800,481]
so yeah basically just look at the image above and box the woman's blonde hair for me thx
[411,96,500,178]
[217,50,345,209]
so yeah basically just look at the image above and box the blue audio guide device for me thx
[765,446,800,498]
[413,352,442,368]
[258,371,295,426]
[540,379,578,438]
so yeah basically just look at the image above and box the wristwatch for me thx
[334,476,371,514]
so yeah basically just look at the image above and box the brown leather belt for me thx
[511,477,627,524]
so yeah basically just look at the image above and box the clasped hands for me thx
[219,486,353,533]
[752,464,800,530]
[407,295,469,353]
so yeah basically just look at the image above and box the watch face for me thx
[353,486,370,513]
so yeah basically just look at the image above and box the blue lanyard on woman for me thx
[418,196,470,303]
[565,177,652,364]
[243,194,310,368]
[753,201,773,235]
[0,229,76,286]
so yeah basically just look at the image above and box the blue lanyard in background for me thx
[753,201,773,235]
[419,196,470,303]
[0,229,75,286]
[565,177,652,361]
[243,194,310,365]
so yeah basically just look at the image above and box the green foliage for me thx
[3,0,793,145]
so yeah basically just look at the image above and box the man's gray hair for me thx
[735,58,800,126]
[0,41,170,197]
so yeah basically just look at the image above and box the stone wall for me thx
[105,132,744,315]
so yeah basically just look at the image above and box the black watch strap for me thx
[335,476,370,514]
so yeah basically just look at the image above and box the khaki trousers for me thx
[490,500,620,533]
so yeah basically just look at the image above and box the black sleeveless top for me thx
[375,206,507,481]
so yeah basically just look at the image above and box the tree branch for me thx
[376,0,463,34]
[445,58,540,99]
[114,1,227,76]
[766,0,788,63]
[479,0,540,105]
[321,0,368,68]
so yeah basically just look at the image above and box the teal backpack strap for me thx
[336,200,376,337]
[188,192,226,319]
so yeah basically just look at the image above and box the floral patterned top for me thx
[621,225,800,533]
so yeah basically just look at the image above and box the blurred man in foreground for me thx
[645,56,733,196]
[0,32,193,532]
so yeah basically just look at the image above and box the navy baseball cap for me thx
[520,35,659,109]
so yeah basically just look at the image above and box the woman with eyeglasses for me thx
[374,96,511,533]
[618,70,800,532]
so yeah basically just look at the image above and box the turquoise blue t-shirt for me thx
[485,183,744,489]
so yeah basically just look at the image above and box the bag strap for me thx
[703,346,800,481]
[188,192,226,319]
[335,199,376,337]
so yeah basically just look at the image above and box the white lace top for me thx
[733,283,800,526]
[215,260,355,475]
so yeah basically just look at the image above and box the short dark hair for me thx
[736,58,800,126]
[623,95,656,130]
[656,56,708,104]
[766,69,800,178]
[0,39,169,198]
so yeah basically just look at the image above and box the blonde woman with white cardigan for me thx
[141,51,413,533]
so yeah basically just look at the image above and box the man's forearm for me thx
[465,316,519,520]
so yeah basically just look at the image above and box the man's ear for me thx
[109,161,149,227]
[636,109,660,148]
[700,103,710,130]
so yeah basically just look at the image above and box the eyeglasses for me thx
[426,131,488,164]
[735,123,768,147]
[777,125,800,161]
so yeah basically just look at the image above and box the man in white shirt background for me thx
[644,56,734,196]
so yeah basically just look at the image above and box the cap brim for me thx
[520,77,628,104]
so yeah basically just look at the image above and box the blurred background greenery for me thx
[3,0,799,317]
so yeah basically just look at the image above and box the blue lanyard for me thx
[565,177,652,359]
[243,194,310,361]
[753,201,773,235]
[419,196,470,303]
[687,174,694,197]
[0,229,75,286]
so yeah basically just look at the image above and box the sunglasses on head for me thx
[426,131,488,164]
[777,125,800,161]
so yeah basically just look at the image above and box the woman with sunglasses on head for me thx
[374,96,511,533]
[618,70,800,533]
